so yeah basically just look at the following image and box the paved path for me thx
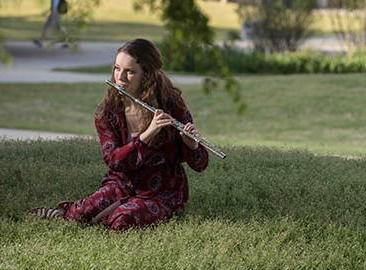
[0,128,93,141]
[0,36,345,83]
[0,40,204,84]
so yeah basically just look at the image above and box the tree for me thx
[62,0,101,40]
[237,0,317,52]
[134,0,245,113]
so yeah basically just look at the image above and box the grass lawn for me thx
[0,74,366,155]
[0,0,239,42]
[0,0,364,43]
[1,141,366,269]
[1,74,366,269]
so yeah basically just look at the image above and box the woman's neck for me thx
[124,102,139,113]
[124,103,144,133]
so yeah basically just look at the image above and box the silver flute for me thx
[106,79,226,159]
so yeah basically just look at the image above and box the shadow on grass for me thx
[82,21,165,42]
[1,139,366,228]
[0,15,165,41]
[0,16,43,40]
[187,146,366,227]
[0,16,232,42]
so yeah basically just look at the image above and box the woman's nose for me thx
[119,70,127,81]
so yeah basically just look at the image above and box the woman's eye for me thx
[127,71,135,75]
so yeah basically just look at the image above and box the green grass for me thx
[0,0,238,42]
[2,140,366,269]
[0,0,364,43]
[1,74,366,156]
[53,65,112,74]
[2,74,366,268]
[0,15,168,42]
[0,82,101,135]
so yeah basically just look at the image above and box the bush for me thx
[237,0,317,52]
[57,48,366,75]
[162,47,366,75]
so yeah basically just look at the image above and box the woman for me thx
[31,39,209,231]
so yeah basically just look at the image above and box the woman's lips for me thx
[118,82,128,88]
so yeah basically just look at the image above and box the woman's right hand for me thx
[139,109,173,144]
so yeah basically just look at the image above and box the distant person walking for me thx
[33,0,69,48]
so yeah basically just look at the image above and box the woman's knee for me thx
[105,199,171,231]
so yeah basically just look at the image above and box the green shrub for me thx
[57,48,366,75]
[173,48,366,75]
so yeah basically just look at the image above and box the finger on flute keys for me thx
[155,109,173,127]
[184,123,197,134]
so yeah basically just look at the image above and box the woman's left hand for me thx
[180,122,199,150]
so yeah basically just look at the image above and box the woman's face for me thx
[113,52,144,96]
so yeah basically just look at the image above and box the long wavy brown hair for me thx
[95,39,185,145]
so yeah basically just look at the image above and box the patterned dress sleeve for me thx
[172,97,209,172]
[95,113,153,172]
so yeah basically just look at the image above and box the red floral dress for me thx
[59,96,209,231]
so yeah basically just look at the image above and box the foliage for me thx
[62,0,101,40]
[327,0,366,9]
[56,48,366,75]
[0,32,11,64]
[220,48,366,74]
[135,0,214,70]
[134,0,245,113]
[237,0,317,52]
